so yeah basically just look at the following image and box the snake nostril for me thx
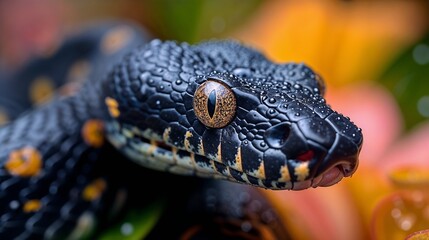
[264,123,291,148]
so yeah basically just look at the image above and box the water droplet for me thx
[268,98,276,103]
[156,100,161,105]
[295,113,300,117]
[260,142,266,147]
[243,140,248,145]
[294,84,301,89]
[391,208,401,219]
[121,222,134,236]
[399,215,415,231]
[175,79,182,85]
[290,94,296,99]
[417,95,429,117]
[9,201,19,209]
[413,44,429,65]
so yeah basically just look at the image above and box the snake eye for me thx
[193,79,236,128]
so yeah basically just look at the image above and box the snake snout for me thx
[314,135,361,187]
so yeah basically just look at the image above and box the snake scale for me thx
[0,21,363,239]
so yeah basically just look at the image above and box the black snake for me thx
[0,21,363,239]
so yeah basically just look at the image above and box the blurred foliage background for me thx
[0,0,428,239]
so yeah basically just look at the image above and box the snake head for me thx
[103,40,363,190]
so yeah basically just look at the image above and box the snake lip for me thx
[312,162,356,188]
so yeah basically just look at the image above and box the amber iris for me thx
[193,80,236,128]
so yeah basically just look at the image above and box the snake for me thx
[0,21,363,239]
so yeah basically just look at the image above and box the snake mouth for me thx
[311,162,356,188]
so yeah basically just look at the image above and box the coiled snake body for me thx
[0,21,362,239]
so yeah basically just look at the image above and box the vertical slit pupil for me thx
[208,89,216,118]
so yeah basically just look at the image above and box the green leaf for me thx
[379,35,429,131]
[140,0,262,42]
[99,199,165,240]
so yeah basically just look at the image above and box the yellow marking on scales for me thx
[101,25,133,54]
[216,142,222,162]
[5,147,42,177]
[82,178,107,201]
[105,97,120,118]
[184,131,193,151]
[279,166,291,182]
[82,119,105,148]
[30,76,55,105]
[0,108,9,125]
[198,138,205,155]
[171,147,179,165]
[257,162,266,179]
[248,161,266,180]
[148,140,158,155]
[234,147,243,172]
[189,152,197,168]
[295,162,310,181]
[163,127,171,144]
[23,199,42,213]
[172,147,195,169]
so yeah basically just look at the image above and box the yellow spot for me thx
[257,162,266,179]
[101,26,133,54]
[295,162,310,181]
[163,127,171,144]
[279,166,291,182]
[23,199,42,213]
[6,147,42,177]
[184,131,193,151]
[234,147,243,172]
[67,60,90,84]
[105,97,120,118]
[82,119,105,148]
[30,76,55,105]
[0,108,9,125]
[82,178,107,201]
